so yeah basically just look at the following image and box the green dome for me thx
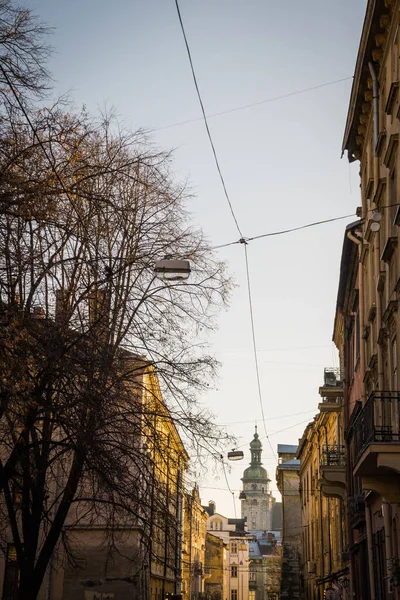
[242,464,268,482]
[241,428,270,483]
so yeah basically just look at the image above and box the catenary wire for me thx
[211,212,356,250]
[221,459,237,518]
[244,243,277,462]
[150,76,353,132]
[211,201,400,251]
[174,0,243,238]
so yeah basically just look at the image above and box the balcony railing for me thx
[321,445,345,466]
[353,391,400,465]
[347,493,366,529]
[323,367,342,387]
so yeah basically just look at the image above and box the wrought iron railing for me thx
[347,492,365,528]
[353,391,400,465]
[321,444,345,466]
[320,396,341,405]
[323,367,342,387]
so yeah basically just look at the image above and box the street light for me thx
[154,259,191,281]
[227,449,244,461]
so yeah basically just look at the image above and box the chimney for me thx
[208,501,216,516]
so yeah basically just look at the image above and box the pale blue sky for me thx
[31,0,367,513]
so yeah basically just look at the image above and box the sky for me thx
[31,0,367,515]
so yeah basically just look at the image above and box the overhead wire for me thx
[210,212,356,250]
[174,0,243,238]
[243,243,277,461]
[174,0,318,468]
[221,459,237,518]
[150,76,353,132]
[210,201,400,252]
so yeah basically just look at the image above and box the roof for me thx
[278,459,300,469]
[228,517,247,531]
[248,540,262,558]
[277,444,298,454]
[242,464,270,482]
[342,0,386,160]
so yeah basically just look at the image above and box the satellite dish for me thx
[371,222,381,232]
[372,211,382,222]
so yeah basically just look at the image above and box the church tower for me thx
[240,427,274,531]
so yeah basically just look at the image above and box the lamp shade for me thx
[227,450,244,461]
[154,259,191,280]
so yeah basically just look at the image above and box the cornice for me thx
[342,0,397,161]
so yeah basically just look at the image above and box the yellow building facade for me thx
[297,369,348,600]
[0,360,190,600]
[181,485,208,600]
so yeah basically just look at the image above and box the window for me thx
[250,569,256,581]
[231,541,238,554]
[213,519,223,531]
[231,590,238,600]
[231,565,238,578]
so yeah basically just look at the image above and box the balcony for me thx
[347,493,366,530]
[318,368,343,412]
[353,391,400,489]
[319,445,346,500]
[321,445,345,467]
[249,579,257,591]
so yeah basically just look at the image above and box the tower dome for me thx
[242,428,269,483]
[240,426,274,532]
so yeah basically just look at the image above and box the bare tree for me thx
[0,0,51,109]
[0,106,232,600]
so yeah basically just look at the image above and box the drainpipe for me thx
[317,437,325,580]
[368,62,379,157]
[374,230,385,390]
[347,229,366,403]
[188,492,193,600]
[383,501,393,597]
[365,503,376,600]
[323,426,332,576]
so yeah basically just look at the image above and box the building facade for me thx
[241,429,275,533]
[341,0,400,598]
[205,504,250,600]
[182,485,208,600]
[297,369,348,600]
[239,430,279,600]
[276,444,301,600]
[0,363,189,600]
[204,531,227,600]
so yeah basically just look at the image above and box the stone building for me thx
[204,532,227,600]
[296,369,348,600]
[0,363,189,600]
[204,502,250,600]
[240,429,275,532]
[182,485,208,600]
[340,0,400,597]
[276,444,301,600]
[239,430,278,600]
